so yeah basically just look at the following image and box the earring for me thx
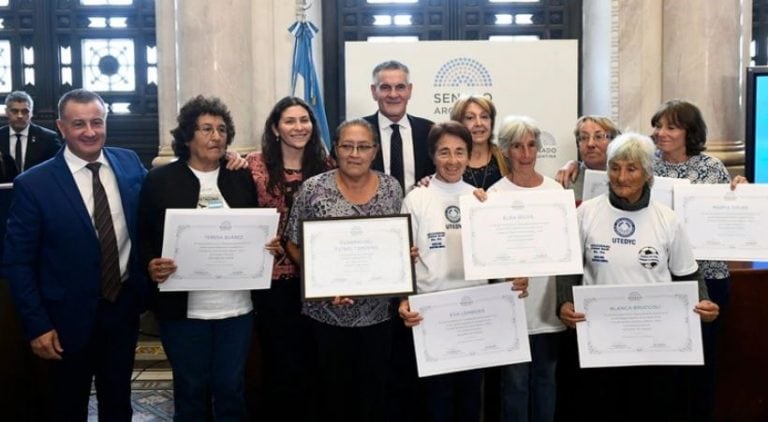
[275,135,281,143]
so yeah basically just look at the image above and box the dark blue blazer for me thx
[363,112,435,186]
[3,147,148,352]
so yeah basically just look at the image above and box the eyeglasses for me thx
[578,133,612,143]
[336,143,376,154]
[196,125,228,138]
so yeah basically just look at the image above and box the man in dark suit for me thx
[364,60,434,192]
[4,89,148,421]
[0,91,61,178]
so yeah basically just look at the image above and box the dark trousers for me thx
[160,312,254,422]
[678,276,731,422]
[387,314,422,422]
[253,278,316,421]
[311,319,392,422]
[50,296,140,421]
[422,369,483,422]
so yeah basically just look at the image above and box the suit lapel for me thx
[0,126,10,156]
[49,151,97,236]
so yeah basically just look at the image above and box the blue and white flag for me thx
[289,20,331,151]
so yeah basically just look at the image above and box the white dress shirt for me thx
[377,113,416,190]
[64,146,131,281]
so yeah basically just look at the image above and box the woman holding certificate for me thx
[556,132,719,420]
[397,121,528,422]
[139,96,272,421]
[651,100,746,419]
[245,96,331,420]
[484,116,565,422]
[285,118,402,422]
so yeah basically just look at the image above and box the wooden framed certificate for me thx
[301,214,416,300]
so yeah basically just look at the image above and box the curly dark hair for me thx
[261,96,328,195]
[171,95,235,161]
[651,99,707,156]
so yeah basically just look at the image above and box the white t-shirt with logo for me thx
[401,177,486,294]
[488,175,566,334]
[186,166,253,320]
[578,194,698,286]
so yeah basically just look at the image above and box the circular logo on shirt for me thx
[613,218,635,237]
[638,246,660,269]
[445,205,461,223]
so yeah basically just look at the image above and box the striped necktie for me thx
[86,162,121,302]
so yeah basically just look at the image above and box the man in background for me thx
[364,60,434,192]
[0,91,61,179]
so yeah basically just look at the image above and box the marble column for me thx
[582,0,663,132]
[153,0,323,166]
[661,0,750,171]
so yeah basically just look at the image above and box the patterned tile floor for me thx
[88,340,174,421]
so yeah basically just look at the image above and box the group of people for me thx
[1,58,745,422]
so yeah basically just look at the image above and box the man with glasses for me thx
[363,60,434,193]
[0,91,61,180]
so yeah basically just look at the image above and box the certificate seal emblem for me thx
[627,291,643,301]
[219,220,232,231]
[638,246,660,269]
[459,295,474,306]
[613,218,635,237]
[445,205,461,223]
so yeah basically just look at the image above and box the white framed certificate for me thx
[460,189,582,279]
[573,282,704,368]
[301,215,416,300]
[674,184,768,261]
[160,208,279,291]
[409,282,531,377]
[583,169,690,209]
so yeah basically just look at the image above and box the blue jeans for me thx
[159,312,254,422]
[500,332,560,422]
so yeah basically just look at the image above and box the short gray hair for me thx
[606,132,656,182]
[5,91,33,109]
[497,115,542,152]
[371,60,410,85]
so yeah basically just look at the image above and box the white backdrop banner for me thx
[344,40,578,178]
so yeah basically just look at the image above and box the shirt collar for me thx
[64,146,109,175]
[377,112,410,130]
[10,126,30,138]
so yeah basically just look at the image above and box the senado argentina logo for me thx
[433,58,493,87]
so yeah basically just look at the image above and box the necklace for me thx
[468,158,491,189]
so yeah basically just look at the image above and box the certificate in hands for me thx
[460,190,582,279]
[301,215,416,300]
[409,282,531,377]
[674,184,768,261]
[573,282,704,368]
[160,208,279,291]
